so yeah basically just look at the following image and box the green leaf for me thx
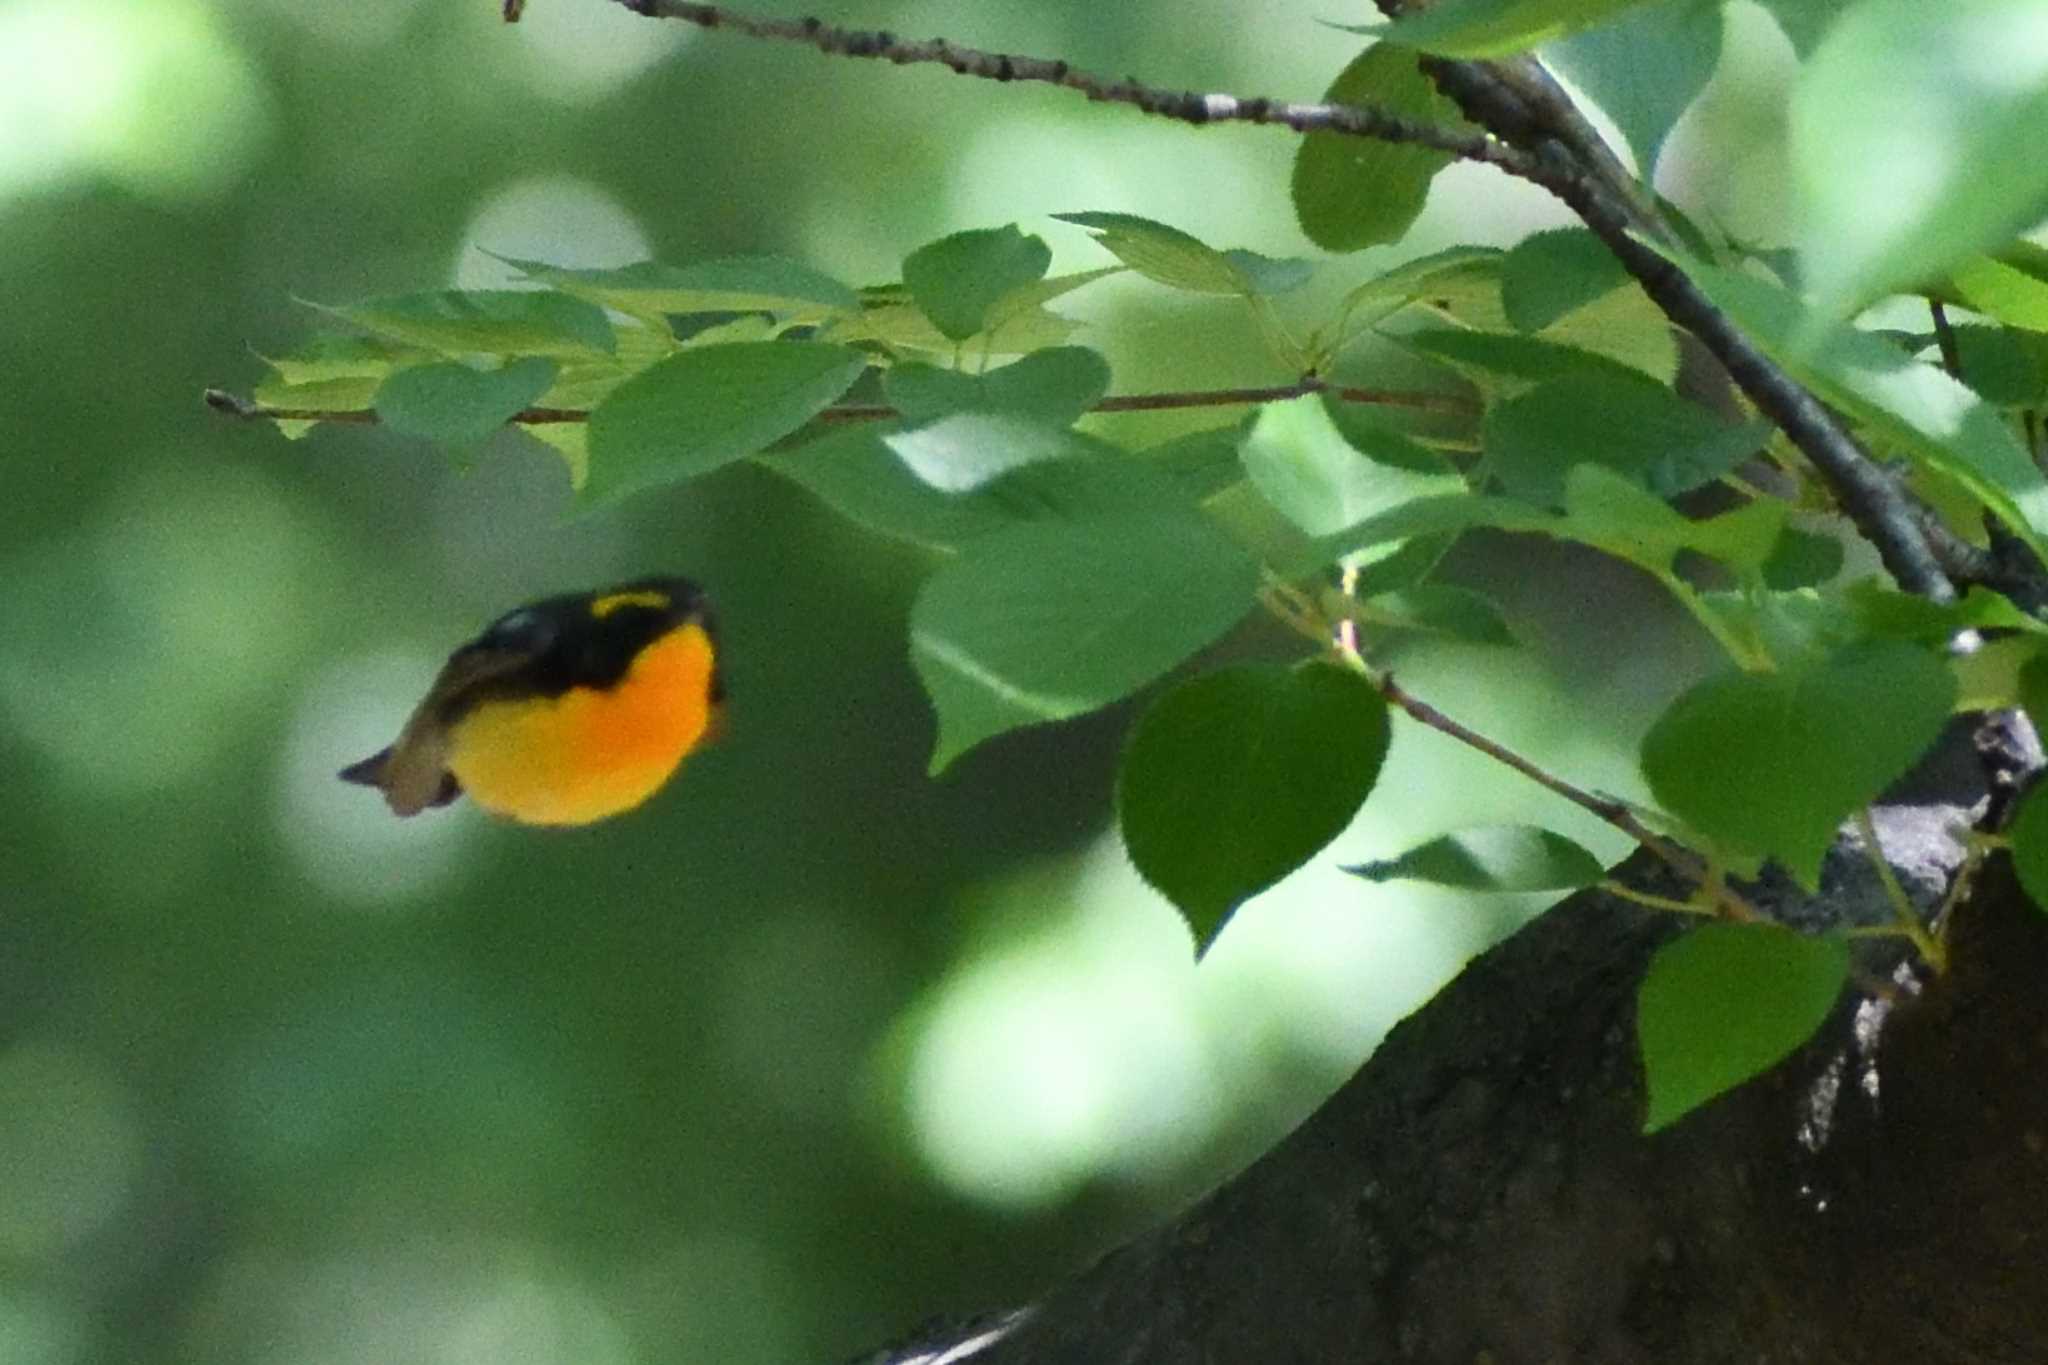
[491,254,861,322]
[1673,253,2048,562]
[1586,480,1786,577]
[767,429,1200,551]
[830,300,1082,359]
[902,226,1053,342]
[523,422,589,490]
[1400,328,1654,393]
[584,342,865,504]
[1054,212,1252,295]
[1640,641,1956,886]
[1755,0,1857,55]
[1351,584,1515,645]
[1349,532,1456,596]
[883,414,1119,493]
[258,333,429,385]
[2011,782,2048,916]
[884,346,1110,426]
[1638,922,1849,1132]
[1140,424,1249,502]
[1240,395,1463,538]
[371,357,558,446]
[1291,43,1466,252]
[1334,245,1506,335]
[1539,281,1680,384]
[1945,244,2048,330]
[910,511,1260,771]
[1220,249,1315,296]
[1485,370,1769,504]
[251,374,385,420]
[1792,0,2048,318]
[536,318,677,412]
[1501,228,1632,333]
[1953,634,2045,711]
[319,290,615,358]
[1949,325,2048,409]
[1760,527,1845,590]
[1544,0,1722,171]
[2021,650,2048,732]
[1346,825,1602,891]
[1369,0,1666,59]
[1119,662,1389,946]
[1318,491,1557,563]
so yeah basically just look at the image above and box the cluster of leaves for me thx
[248,0,2048,1135]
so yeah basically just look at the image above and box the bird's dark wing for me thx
[373,644,534,816]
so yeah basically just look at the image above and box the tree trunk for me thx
[877,796,2048,1363]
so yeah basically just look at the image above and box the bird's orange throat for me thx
[446,623,719,826]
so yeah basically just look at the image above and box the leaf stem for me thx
[1854,807,1948,973]
[1598,880,1712,916]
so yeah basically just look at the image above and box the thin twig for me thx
[609,0,1535,175]
[1375,673,1705,879]
[203,379,1476,427]
[1928,299,1962,378]
[1598,881,1712,916]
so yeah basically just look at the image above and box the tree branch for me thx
[595,0,1956,602]
[202,379,1475,427]
[607,0,1533,174]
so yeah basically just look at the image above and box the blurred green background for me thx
[0,1,1787,1361]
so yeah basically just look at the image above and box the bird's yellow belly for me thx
[448,624,717,826]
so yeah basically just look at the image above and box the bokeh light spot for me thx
[453,176,652,289]
[510,0,691,102]
[277,652,478,909]
[0,0,270,203]
[0,467,318,797]
[897,846,1216,1209]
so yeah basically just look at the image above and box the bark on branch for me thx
[867,800,2048,1363]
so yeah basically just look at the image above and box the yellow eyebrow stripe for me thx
[589,589,670,619]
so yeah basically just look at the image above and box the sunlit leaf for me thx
[1362,0,1667,59]
[1054,211,1252,295]
[1792,0,2048,318]
[883,415,1118,493]
[1239,395,1462,538]
[491,253,861,322]
[318,289,614,358]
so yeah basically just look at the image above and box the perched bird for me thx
[340,577,721,826]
